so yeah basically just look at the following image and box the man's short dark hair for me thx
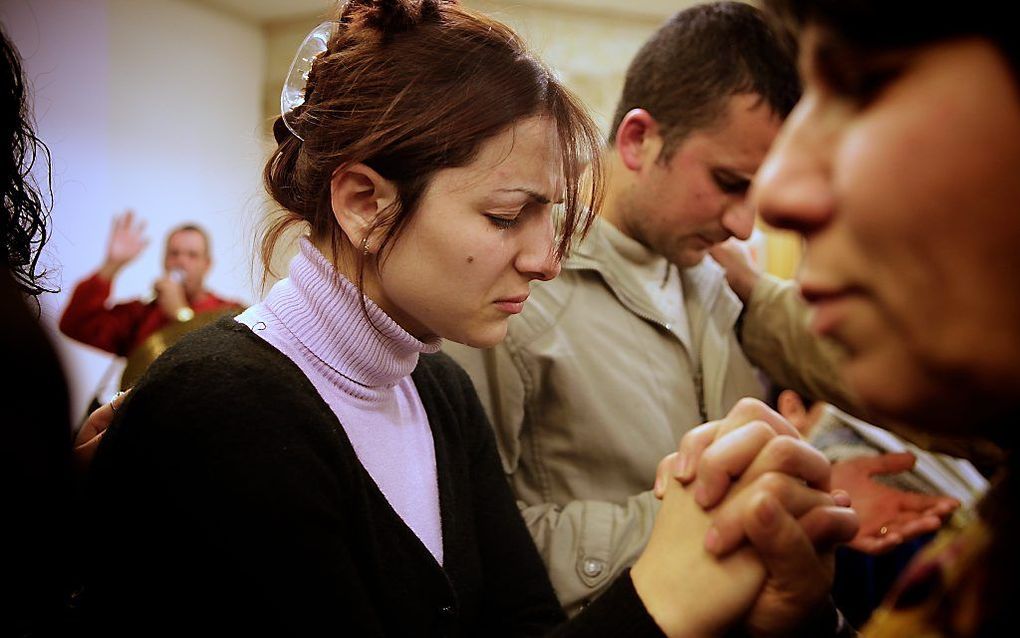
[608,1,800,160]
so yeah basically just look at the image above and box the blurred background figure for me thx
[59,211,243,398]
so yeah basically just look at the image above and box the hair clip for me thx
[281,20,341,141]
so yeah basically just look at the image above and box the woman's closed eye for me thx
[485,207,526,230]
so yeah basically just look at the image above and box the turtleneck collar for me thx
[262,238,441,392]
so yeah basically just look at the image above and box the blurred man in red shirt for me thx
[60,210,241,356]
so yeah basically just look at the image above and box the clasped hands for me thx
[631,398,858,638]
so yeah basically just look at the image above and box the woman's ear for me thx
[329,163,398,253]
[614,108,663,172]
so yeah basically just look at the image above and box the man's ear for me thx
[329,163,398,253]
[614,108,664,172]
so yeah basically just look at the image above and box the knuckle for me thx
[757,471,792,499]
[764,435,804,471]
[734,397,765,414]
[745,419,777,441]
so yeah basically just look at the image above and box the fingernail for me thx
[694,483,709,508]
[674,452,692,481]
[756,497,777,529]
[653,474,663,497]
[704,527,721,554]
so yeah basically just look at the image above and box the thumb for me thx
[866,451,916,476]
[743,494,834,631]
[743,493,818,581]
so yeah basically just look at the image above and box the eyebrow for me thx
[495,187,561,205]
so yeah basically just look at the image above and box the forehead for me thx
[432,115,564,200]
[672,94,782,174]
[167,229,207,253]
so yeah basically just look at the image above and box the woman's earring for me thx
[361,236,370,256]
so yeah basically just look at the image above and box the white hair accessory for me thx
[280,20,341,141]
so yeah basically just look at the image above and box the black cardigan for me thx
[82,319,663,637]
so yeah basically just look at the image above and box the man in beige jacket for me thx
[445,1,941,615]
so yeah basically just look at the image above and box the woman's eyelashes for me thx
[484,205,527,229]
[486,214,520,229]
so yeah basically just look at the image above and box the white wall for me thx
[3,0,266,420]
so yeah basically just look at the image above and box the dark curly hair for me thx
[2,26,55,302]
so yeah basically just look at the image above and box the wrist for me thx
[98,262,123,281]
[632,558,715,638]
[763,598,846,638]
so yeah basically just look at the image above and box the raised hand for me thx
[102,210,149,274]
[832,453,958,554]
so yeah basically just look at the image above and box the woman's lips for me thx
[494,294,529,314]
[800,284,858,337]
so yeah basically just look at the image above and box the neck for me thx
[186,287,208,304]
[311,235,434,342]
[600,150,638,241]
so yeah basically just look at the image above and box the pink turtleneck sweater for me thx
[235,239,444,565]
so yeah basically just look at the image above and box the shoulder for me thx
[95,319,340,482]
[148,318,301,383]
[119,319,326,435]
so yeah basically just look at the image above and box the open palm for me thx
[105,210,149,268]
[833,452,958,554]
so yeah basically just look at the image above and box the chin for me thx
[445,320,509,349]
[676,249,708,269]
[844,353,951,429]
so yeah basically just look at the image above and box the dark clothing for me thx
[2,270,73,637]
[59,272,240,356]
[83,319,663,637]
